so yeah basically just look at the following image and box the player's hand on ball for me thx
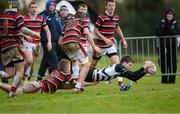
[143,60,157,75]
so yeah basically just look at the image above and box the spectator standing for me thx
[155,8,180,84]
[37,0,62,80]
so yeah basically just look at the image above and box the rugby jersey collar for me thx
[104,10,115,17]
[27,13,38,20]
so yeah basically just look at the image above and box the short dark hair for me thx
[60,5,68,11]
[75,11,84,18]
[164,8,175,17]
[120,56,134,63]
[77,3,88,10]
[105,0,116,5]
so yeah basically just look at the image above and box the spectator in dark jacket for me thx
[37,0,63,80]
[155,8,180,84]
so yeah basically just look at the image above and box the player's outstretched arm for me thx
[123,60,155,82]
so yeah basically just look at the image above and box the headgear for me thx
[8,0,20,9]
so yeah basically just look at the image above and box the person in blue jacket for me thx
[37,0,67,80]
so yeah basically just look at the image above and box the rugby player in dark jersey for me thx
[0,56,155,96]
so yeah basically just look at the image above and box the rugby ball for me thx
[146,66,156,75]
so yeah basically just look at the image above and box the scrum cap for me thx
[8,0,20,9]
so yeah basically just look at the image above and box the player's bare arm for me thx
[115,25,128,48]
[19,32,33,42]
[20,27,40,37]
[94,27,113,46]
[58,36,63,47]
[84,28,101,53]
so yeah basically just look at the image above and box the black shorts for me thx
[84,68,95,82]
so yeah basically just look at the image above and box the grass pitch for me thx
[0,57,180,113]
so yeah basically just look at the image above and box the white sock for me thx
[25,66,31,77]
[75,82,82,89]
[12,75,21,88]
[72,65,80,78]
[120,84,125,87]
[116,77,123,82]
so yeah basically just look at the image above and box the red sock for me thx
[10,86,17,93]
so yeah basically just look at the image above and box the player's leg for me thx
[0,81,42,95]
[20,81,42,94]
[0,53,15,79]
[0,82,27,95]
[0,82,11,93]
[1,83,23,95]
[28,44,40,81]
[72,60,80,79]
[75,59,90,92]
[8,61,24,97]
[90,51,101,68]
[8,47,25,97]
[110,55,126,90]
[72,45,90,93]
[24,46,33,81]
[108,44,130,91]
[0,82,27,96]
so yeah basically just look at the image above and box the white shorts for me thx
[63,43,89,64]
[22,39,37,52]
[93,44,118,60]
[82,43,92,55]
[2,46,25,67]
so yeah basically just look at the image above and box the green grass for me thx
[0,56,180,113]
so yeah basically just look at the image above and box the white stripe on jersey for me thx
[94,64,123,81]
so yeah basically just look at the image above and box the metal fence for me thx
[118,35,180,76]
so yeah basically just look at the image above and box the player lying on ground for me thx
[0,59,76,95]
[0,56,156,96]
[61,55,156,91]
